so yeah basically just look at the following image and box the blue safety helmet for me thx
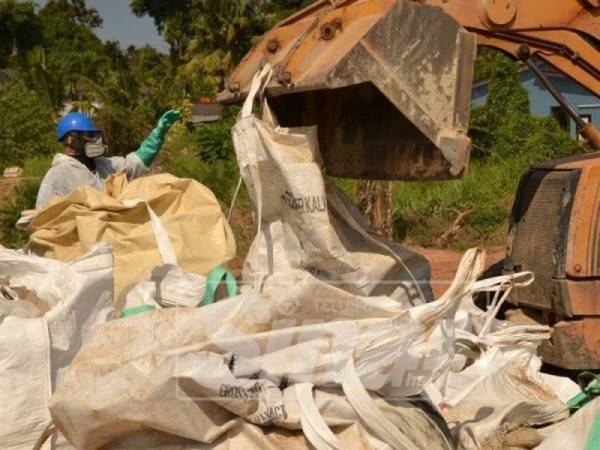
[56,112,101,142]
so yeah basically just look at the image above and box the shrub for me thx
[94,103,154,157]
[0,80,60,171]
[162,105,247,208]
[22,155,53,177]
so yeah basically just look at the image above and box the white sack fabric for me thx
[232,64,432,303]
[47,66,571,449]
[47,245,557,449]
[0,244,114,450]
[536,397,600,450]
[421,252,568,449]
[48,259,468,448]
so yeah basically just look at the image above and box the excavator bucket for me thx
[218,0,476,180]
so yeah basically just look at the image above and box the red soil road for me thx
[411,246,506,298]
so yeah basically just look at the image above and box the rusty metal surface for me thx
[268,80,466,180]
[506,308,600,369]
[539,317,600,370]
[506,169,579,310]
[220,0,476,180]
[557,157,600,279]
[533,152,600,171]
[568,164,600,278]
[561,278,600,316]
[427,0,600,36]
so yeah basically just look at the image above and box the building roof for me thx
[190,103,223,124]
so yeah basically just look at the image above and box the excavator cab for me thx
[218,0,476,180]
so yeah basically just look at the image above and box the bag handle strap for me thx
[33,421,57,450]
[120,304,156,318]
[471,271,534,337]
[240,65,273,290]
[470,271,533,292]
[145,202,177,265]
[295,383,342,450]
[241,63,272,119]
[341,358,420,450]
[121,199,178,266]
[202,266,238,306]
[326,181,427,303]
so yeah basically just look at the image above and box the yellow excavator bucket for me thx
[218,0,476,180]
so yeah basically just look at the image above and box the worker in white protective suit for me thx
[35,110,181,209]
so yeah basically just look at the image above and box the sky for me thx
[38,0,169,52]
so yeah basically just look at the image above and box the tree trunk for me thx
[11,33,17,56]
[354,179,394,238]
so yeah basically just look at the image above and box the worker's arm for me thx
[101,109,182,181]
[135,109,182,167]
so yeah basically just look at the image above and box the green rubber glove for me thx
[135,109,182,167]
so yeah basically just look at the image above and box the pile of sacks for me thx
[0,64,596,450]
[24,171,236,312]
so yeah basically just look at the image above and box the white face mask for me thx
[82,135,107,158]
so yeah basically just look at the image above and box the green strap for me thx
[202,266,238,306]
[585,408,600,450]
[120,304,156,318]
[120,267,236,315]
[568,372,600,414]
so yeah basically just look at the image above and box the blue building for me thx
[471,61,599,140]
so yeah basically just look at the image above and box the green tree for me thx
[41,0,102,29]
[0,80,60,170]
[0,1,42,67]
[12,2,109,113]
[130,0,311,94]
[468,52,577,162]
[473,47,507,81]
[129,45,175,111]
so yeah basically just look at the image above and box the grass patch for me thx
[392,153,568,249]
[22,155,53,177]
[331,177,356,198]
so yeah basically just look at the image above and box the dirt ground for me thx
[0,177,22,202]
[0,177,25,243]
[412,245,506,298]
[227,237,505,298]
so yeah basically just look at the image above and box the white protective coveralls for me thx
[35,153,148,209]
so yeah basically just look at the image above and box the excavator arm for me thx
[219,0,600,179]
[429,0,599,97]
[434,0,600,148]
